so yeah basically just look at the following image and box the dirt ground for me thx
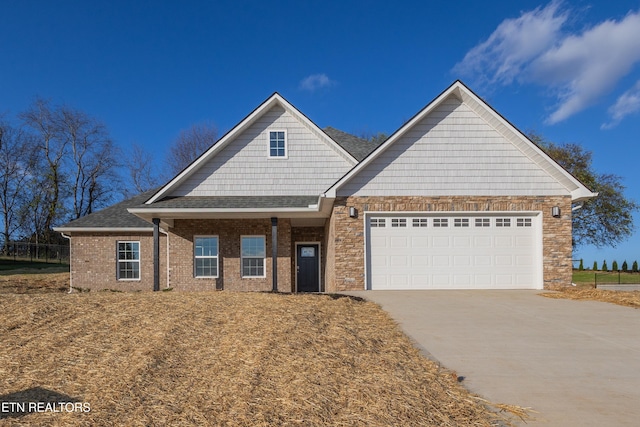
[0,274,519,426]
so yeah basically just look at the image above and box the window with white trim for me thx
[117,241,140,280]
[475,218,490,227]
[433,218,448,227]
[496,218,511,227]
[412,218,428,227]
[517,218,532,227]
[241,236,266,277]
[370,218,386,227]
[268,130,287,158]
[194,236,219,278]
[454,218,469,227]
[391,218,407,227]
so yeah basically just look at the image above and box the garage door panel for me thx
[368,214,540,290]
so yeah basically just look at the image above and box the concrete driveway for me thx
[345,290,640,426]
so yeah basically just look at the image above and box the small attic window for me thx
[268,130,287,158]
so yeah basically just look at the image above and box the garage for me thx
[366,213,542,290]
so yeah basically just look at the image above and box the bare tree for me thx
[125,142,160,197]
[166,122,218,175]
[58,106,119,218]
[0,119,37,250]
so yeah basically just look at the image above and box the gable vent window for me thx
[268,130,287,158]
[370,218,386,228]
[517,218,532,227]
[433,218,448,227]
[412,218,428,227]
[391,218,407,227]
[475,218,490,227]
[496,218,511,227]
[454,218,469,227]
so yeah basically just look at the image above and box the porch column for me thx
[271,217,277,292]
[153,218,160,292]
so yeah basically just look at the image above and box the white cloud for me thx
[454,1,640,125]
[602,80,640,129]
[299,73,335,92]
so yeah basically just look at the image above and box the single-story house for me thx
[55,81,596,292]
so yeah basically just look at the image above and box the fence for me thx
[1,242,70,264]
[595,271,640,287]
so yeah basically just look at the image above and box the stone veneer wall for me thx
[168,218,292,292]
[69,232,167,292]
[325,196,573,292]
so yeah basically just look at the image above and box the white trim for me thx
[146,93,357,204]
[194,235,219,279]
[116,240,141,281]
[363,211,543,290]
[295,241,322,292]
[241,235,266,278]
[54,227,153,233]
[267,129,288,159]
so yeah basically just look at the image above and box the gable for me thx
[153,94,356,201]
[331,81,595,202]
[338,96,567,197]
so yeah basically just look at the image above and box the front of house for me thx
[56,81,596,292]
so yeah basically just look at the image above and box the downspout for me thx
[271,217,278,292]
[159,227,170,289]
[152,218,160,292]
[60,232,73,294]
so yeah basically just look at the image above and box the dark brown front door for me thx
[296,244,319,292]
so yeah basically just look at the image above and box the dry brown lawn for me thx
[542,285,640,308]
[0,273,518,426]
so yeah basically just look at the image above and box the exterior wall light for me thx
[349,207,358,218]
[551,206,561,218]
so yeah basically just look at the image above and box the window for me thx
[496,218,511,227]
[413,218,428,227]
[370,218,386,227]
[117,241,140,280]
[268,130,287,158]
[241,236,266,277]
[391,218,407,227]
[194,236,218,278]
[517,218,532,227]
[433,218,448,227]
[475,218,490,227]
[454,218,469,227]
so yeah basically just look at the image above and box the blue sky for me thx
[2,0,640,266]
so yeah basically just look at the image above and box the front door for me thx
[296,244,319,292]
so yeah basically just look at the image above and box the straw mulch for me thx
[541,286,640,308]
[0,289,518,426]
[0,272,69,294]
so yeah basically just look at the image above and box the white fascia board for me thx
[326,82,463,197]
[53,227,154,233]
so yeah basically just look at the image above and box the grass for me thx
[572,270,640,286]
[0,273,520,426]
[0,258,69,275]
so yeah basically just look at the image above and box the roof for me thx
[323,127,380,161]
[134,195,319,209]
[55,189,157,231]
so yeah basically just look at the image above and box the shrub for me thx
[622,260,628,272]
[578,259,584,271]
[633,261,639,273]
[612,260,619,271]
[602,260,608,272]
[593,261,598,271]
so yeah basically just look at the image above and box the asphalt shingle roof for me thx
[136,195,319,209]
[323,126,380,161]
[57,189,157,229]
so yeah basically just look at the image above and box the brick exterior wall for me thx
[168,218,293,292]
[325,196,573,292]
[69,232,167,292]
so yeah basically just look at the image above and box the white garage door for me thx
[367,213,541,290]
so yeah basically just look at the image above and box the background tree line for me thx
[0,99,217,248]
